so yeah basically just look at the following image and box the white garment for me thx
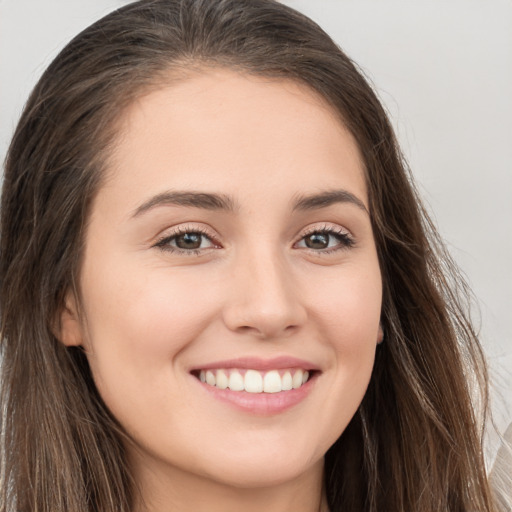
[491,423,512,511]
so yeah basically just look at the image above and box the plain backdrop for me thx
[1,0,511,456]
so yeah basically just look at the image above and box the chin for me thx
[199,454,323,489]
[184,434,326,489]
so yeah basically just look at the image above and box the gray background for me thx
[1,0,511,457]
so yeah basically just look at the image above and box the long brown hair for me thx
[0,0,495,510]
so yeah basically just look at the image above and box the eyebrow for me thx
[131,191,237,218]
[292,189,368,214]
[131,188,368,218]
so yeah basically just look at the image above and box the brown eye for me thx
[175,232,203,250]
[155,230,217,253]
[304,233,330,249]
[295,229,354,252]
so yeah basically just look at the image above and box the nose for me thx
[222,248,307,339]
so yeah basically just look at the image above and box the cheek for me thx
[79,263,220,401]
[84,260,217,344]
[308,261,382,348]
[305,262,381,417]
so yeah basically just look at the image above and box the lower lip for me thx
[194,373,317,416]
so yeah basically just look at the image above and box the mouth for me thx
[192,367,314,393]
[189,356,320,414]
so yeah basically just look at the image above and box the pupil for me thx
[176,233,202,249]
[305,233,329,249]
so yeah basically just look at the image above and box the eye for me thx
[154,228,218,254]
[295,227,354,252]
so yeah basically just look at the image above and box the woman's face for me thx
[62,68,382,491]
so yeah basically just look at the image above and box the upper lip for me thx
[189,356,320,372]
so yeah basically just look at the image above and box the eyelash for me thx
[153,226,219,255]
[153,224,354,256]
[295,225,355,254]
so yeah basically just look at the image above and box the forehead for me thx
[102,67,367,215]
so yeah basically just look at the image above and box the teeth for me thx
[263,370,282,393]
[244,370,263,393]
[228,371,244,391]
[198,368,311,393]
[282,371,293,391]
[216,369,229,389]
[292,369,304,389]
[206,370,216,386]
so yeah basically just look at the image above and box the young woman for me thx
[0,0,497,510]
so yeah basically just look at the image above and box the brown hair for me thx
[0,0,495,510]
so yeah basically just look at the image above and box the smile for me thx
[190,357,319,414]
[197,368,311,393]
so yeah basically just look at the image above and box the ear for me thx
[54,291,83,347]
[377,324,384,345]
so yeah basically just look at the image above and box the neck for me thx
[132,455,327,512]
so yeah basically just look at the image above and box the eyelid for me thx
[298,222,352,238]
[293,223,355,252]
[295,222,353,242]
[152,223,221,253]
[150,222,354,256]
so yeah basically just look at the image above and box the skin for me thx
[60,68,383,512]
